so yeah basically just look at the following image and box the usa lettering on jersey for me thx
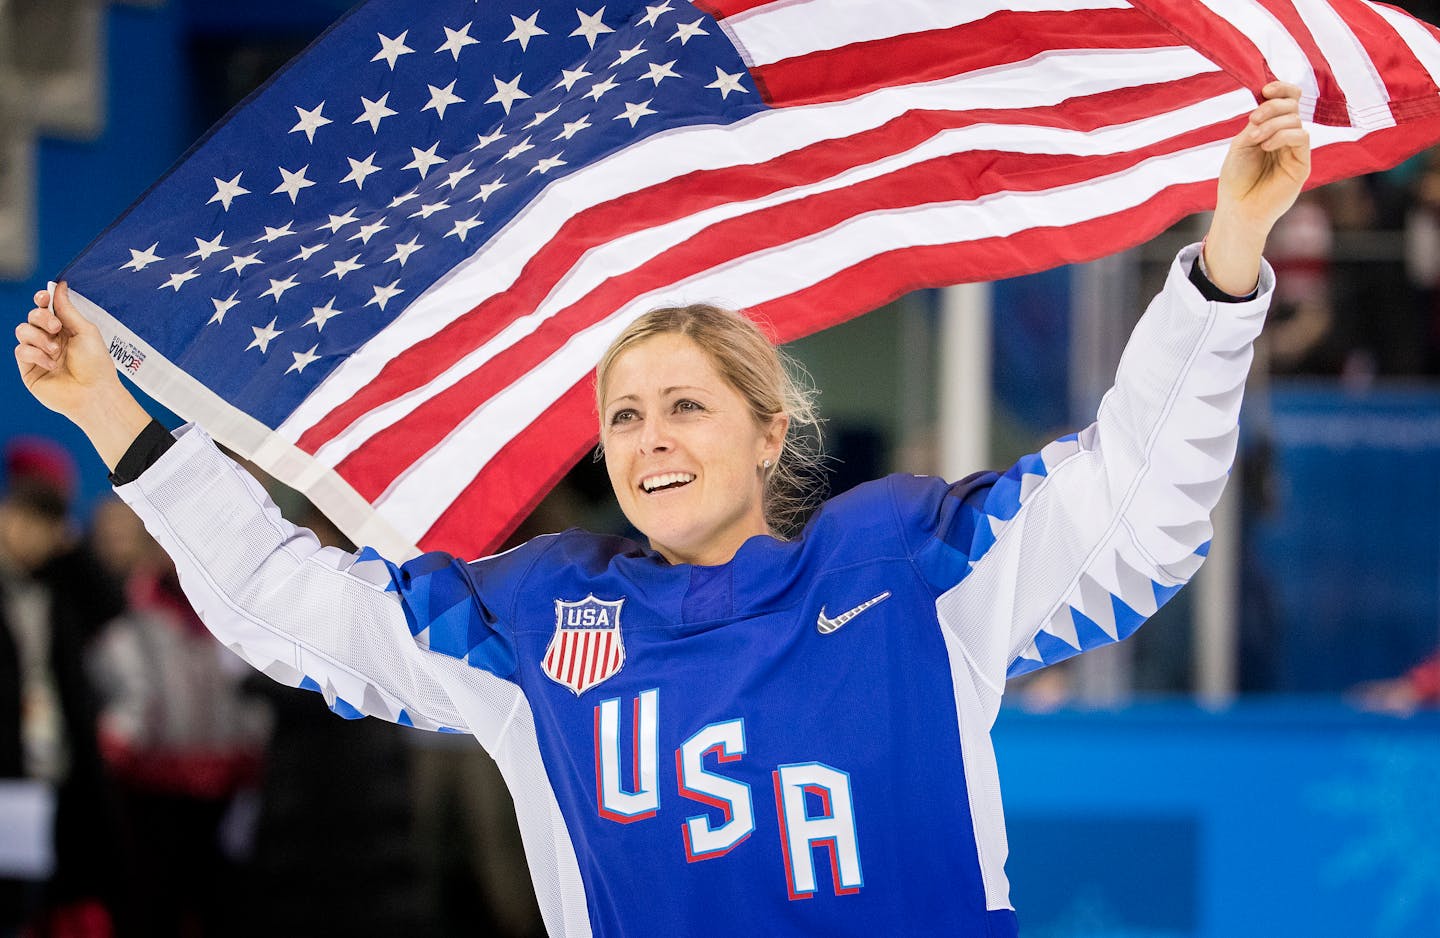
[543,595,627,695]
[595,688,863,900]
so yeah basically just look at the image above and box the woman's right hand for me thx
[14,282,153,470]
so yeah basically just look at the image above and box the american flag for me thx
[61,0,1440,560]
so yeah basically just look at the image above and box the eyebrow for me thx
[605,386,707,409]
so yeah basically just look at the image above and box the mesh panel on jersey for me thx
[139,437,468,731]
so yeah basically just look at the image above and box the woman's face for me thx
[601,332,785,566]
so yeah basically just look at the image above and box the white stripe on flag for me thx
[1374,3,1440,89]
[1195,0,1320,113]
[1293,0,1394,128]
[722,0,1131,69]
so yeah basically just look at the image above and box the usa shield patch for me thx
[542,595,626,695]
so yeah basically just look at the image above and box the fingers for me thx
[28,299,61,334]
[1260,80,1303,102]
[50,282,98,339]
[14,336,58,373]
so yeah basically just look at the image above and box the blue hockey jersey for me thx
[116,244,1271,936]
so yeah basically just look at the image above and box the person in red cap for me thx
[0,437,124,937]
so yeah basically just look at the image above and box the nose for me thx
[637,413,672,454]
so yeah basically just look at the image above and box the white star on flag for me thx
[584,76,618,101]
[406,141,443,178]
[571,8,613,49]
[292,242,326,262]
[188,233,227,261]
[445,214,484,241]
[341,153,382,190]
[529,155,567,175]
[247,318,283,354]
[320,209,359,233]
[410,200,451,219]
[705,67,746,99]
[505,11,548,51]
[554,116,591,141]
[486,74,530,115]
[639,60,679,85]
[527,105,561,128]
[472,129,506,151]
[371,30,414,69]
[272,165,316,204]
[557,66,591,92]
[442,162,476,190]
[388,189,420,208]
[437,22,480,60]
[670,19,708,44]
[221,252,261,275]
[207,173,250,211]
[305,298,344,331]
[354,93,398,133]
[423,81,465,120]
[639,2,672,28]
[469,179,506,202]
[386,236,425,267]
[325,255,366,280]
[289,102,332,143]
[349,219,390,244]
[611,42,646,67]
[257,223,297,243]
[207,292,240,326]
[120,243,163,272]
[287,345,322,375]
[261,275,301,302]
[159,268,200,292]
[615,99,656,127]
[501,137,535,161]
[367,280,404,311]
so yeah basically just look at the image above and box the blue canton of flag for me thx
[65,1,759,427]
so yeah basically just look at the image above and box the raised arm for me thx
[920,83,1309,696]
[14,285,508,741]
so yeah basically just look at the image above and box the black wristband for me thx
[1188,257,1258,303]
[108,419,177,486]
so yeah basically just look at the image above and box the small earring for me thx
[761,458,773,469]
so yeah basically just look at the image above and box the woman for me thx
[15,84,1309,936]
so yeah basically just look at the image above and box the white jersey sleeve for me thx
[114,425,479,734]
[935,242,1272,694]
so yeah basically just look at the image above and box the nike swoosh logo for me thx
[817,591,891,634]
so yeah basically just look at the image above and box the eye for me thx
[608,408,639,426]
[673,399,704,414]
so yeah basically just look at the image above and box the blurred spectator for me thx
[226,488,438,938]
[1264,190,1337,374]
[86,512,271,938]
[0,438,124,937]
[86,500,149,593]
[1404,147,1440,372]
[1352,649,1440,714]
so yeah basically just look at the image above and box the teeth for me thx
[642,472,695,492]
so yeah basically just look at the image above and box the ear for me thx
[760,412,789,464]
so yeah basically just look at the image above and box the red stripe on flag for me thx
[1331,0,1440,120]
[565,632,584,688]
[747,8,1174,108]
[295,69,1238,457]
[338,115,1242,499]
[691,0,770,19]
[1252,0,1352,123]
[1128,0,1279,103]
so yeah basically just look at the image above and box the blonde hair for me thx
[595,304,825,537]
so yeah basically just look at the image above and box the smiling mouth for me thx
[641,472,696,493]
